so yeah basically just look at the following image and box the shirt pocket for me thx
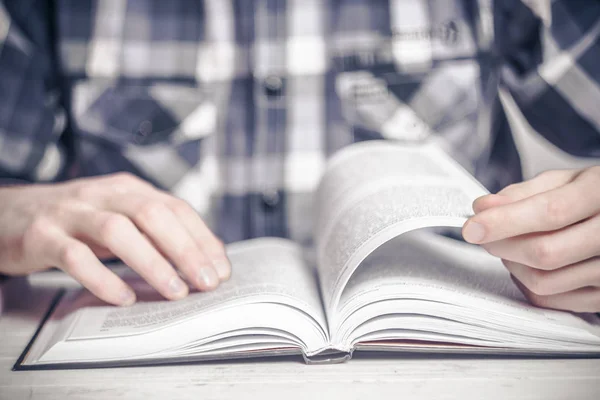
[71,81,218,148]
[332,0,484,143]
[334,60,482,143]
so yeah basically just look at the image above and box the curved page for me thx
[314,141,487,318]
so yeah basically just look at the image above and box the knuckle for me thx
[99,214,131,243]
[54,198,84,216]
[169,198,193,216]
[23,217,53,250]
[59,243,87,271]
[525,270,553,296]
[135,201,167,222]
[111,172,139,184]
[73,184,97,202]
[540,196,569,228]
[528,239,557,269]
[108,172,147,192]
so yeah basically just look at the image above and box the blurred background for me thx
[501,89,600,178]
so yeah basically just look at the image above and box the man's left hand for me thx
[462,167,600,313]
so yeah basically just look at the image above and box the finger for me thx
[107,195,220,291]
[472,194,515,213]
[79,241,115,260]
[155,192,231,281]
[482,214,600,270]
[463,169,600,244]
[496,169,579,200]
[71,210,190,300]
[34,226,137,306]
[511,276,600,313]
[471,169,580,226]
[503,258,600,296]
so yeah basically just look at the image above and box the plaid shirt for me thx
[1,0,600,246]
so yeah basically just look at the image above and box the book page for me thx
[67,238,326,339]
[332,231,600,350]
[314,141,487,315]
[25,238,330,365]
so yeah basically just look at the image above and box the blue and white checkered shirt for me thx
[1,0,600,245]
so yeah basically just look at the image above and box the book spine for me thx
[302,348,354,365]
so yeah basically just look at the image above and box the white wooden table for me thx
[1,276,599,400]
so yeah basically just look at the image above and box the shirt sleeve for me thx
[0,0,68,183]
[497,0,600,158]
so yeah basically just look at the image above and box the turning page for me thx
[314,141,487,320]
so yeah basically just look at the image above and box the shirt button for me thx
[138,120,153,135]
[263,75,284,97]
[134,120,152,144]
[261,190,280,211]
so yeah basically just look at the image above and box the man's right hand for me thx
[0,173,231,306]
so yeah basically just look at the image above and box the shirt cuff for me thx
[0,178,31,187]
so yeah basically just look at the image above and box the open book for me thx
[17,141,600,369]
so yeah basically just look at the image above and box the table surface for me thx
[1,276,600,400]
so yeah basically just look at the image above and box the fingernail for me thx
[463,221,486,243]
[212,258,231,281]
[119,289,136,306]
[198,267,219,290]
[169,276,188,298]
